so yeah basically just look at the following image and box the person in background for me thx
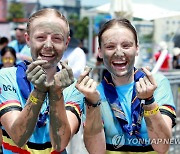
[0,37,9,51]
[0,8,84,153]
[79,40,89,55]
[0,46,16,153]
[75,18,176,154]
[0,46,16,69]
[8,23,32,63]
[61,29,86,78]
[154,41,172,71]
[172,47,180,69]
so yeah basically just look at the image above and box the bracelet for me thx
[144,105,159,117]
[144,96,155,105]
[84,97,101,108]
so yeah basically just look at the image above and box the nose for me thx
[43,37,53,49]
[114,46,125,57]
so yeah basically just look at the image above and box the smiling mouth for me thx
[112,61,127,69]
[39,52,55,61]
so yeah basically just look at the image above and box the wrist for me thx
[144,105,159,117]
[49,90,63,102]
[144,95,155,105]
[34,86,48,93]
[29,93,44,105]
[84,97,101,108]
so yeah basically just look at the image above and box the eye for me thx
[36,35,45,41]
[105,44,116,50]
[121,43,132,49]
[52,36,63,43]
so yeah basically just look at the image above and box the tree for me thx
[8,2,25,22]
[69,14,89,43]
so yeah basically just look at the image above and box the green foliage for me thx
[140,33,153,43]
[69,14,89,41]
[8,2,25,21]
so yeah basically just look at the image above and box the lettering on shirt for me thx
[3,84,16,93]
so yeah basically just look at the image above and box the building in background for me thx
[0,0,7,22]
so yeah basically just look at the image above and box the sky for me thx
[81,0,180,11]
[81,0,109,6]
[11,0,180,11]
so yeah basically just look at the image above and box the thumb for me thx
[60,60,68,69]
[77,66,92,84]
[84,66,92,76]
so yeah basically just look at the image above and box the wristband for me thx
[29,94,43,104]
[84,97,101,108]
[144,96,155,105]
[29,95,42,104]
[144,105,159,117]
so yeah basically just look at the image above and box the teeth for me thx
[41,54,53,57]
[40,51,55,57]
[113,61,126,64]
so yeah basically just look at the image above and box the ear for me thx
[98,47,103,59]
[24,32,30,47]
[135,44,139,56]
[65,36,71,48]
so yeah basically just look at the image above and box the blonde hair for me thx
[27,8,70,36]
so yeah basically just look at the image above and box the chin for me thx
[115,71,128,77]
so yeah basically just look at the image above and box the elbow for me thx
[10,128,27,147]
[59,135,71,152]
[152,144,170,154]
[84,124,103,136]
[52,129,71,152]
[84,129,106,154]
[13,138,27,148]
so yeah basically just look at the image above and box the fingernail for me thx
[84,66,92,72]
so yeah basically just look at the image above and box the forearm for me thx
[49,90,71,152]
[84,106,105,154]
[11,89,46,147]
[144,102,171,153]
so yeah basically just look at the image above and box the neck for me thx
[112,71,134,86]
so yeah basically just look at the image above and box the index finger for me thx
[77,66,92,84]
[141,67,156,85]
[26,60,48,73]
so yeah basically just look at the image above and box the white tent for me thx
[87,3,180,20]
[109,0,133,19]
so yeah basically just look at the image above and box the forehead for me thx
[30,15,68,35]
[4,51,12,56]
[102,25,134,40]
[17,24,26,29]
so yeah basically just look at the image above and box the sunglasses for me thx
[14,28,26,31]
[2,57,15,64]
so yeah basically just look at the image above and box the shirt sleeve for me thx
[153,73,176,127]
[0,68,22,117]
[63,80,84,133]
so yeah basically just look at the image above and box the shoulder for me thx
[153,72,168,84]
[70,47,86,57]
[21,45,30,53]
[153,72,165,78]
[0,67,17,80]
[8,40,18,47]
[0,67,17,75]
[63,80,83,99]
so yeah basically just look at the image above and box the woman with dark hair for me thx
[0,46,16,68]
[76,18,176,153]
